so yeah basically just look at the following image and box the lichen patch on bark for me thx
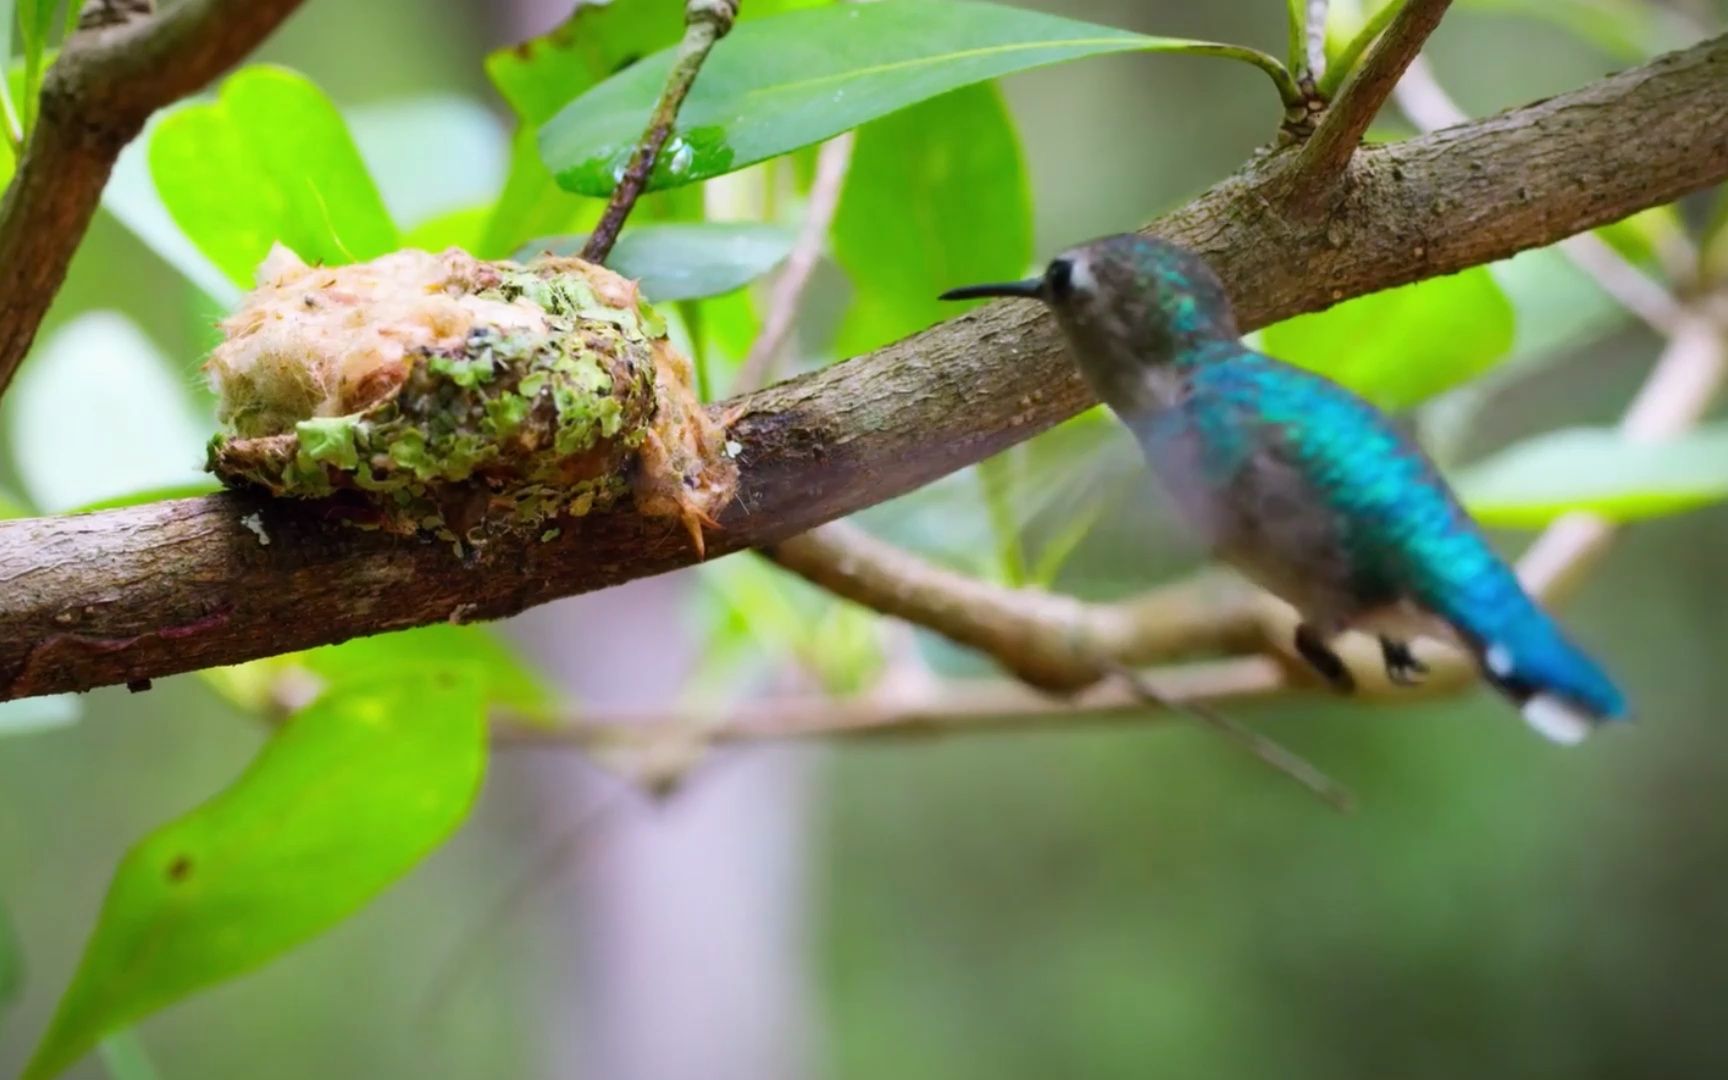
[205,245,734,552]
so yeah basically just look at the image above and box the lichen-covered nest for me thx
[205,245,735,553]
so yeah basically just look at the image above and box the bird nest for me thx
[204,245,735,554]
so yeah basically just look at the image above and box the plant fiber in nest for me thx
[205,245,734,554]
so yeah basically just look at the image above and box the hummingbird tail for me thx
[1468,605,1628,744]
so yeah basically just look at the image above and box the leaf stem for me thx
[581,0,740,264]
[1285,0,1308,80]
[1178,42,1307,112]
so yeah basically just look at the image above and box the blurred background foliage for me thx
[3,0,1728,1077]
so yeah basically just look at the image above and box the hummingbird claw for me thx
[1379,637,1428,687]
[1294,623,1356,694]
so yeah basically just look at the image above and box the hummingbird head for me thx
[940,234,1240,413]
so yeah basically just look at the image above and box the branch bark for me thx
[0,0,306,398]
[1285,0,1452,211]
[3,32,1727,700]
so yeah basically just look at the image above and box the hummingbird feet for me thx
[1379,637,1429,687]
[1294,623,1356,694]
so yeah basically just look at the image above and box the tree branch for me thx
[3,32,1727,700]
[0,0,306,399]
[1285,0,1452,211]
[581,0,739,263]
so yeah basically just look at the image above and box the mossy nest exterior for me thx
[206,246,734,552]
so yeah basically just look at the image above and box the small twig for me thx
[733,132,854,392]
[581,0,740,264]
[1101,659,1355,811]
[0,0,306,400]
[1284,0,1453,211]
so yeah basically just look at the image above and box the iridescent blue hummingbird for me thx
[942,234,1627,743]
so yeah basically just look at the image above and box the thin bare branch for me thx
[581,0,739,263]
[0,0,306,399]
[733,133,854,393]
[1284,0,1453,211]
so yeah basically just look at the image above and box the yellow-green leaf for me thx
[1261,267,1516,410]
[1458,425,1728,528]
[148,65,397,288]
[23,670,487,1080]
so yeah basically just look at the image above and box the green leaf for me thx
[299,624,560,725]
[479,0,680,258]
[1458,425,1728,528]
[1260,267,1516,410]
[487,0,684,128]
[833,82,1032,354]
[23,670,488,1080]
[3,313,209,513]
[541,0,1294,196]
[402,204,493,252]
[149,65,398,289]
[521,222,796,301]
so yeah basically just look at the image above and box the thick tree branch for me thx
[3,33,1727,700]
[0,0,306,399]
[1285,0,1452,211]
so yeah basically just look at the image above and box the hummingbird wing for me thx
[1139,348,1626,740]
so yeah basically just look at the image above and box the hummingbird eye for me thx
[1046,258,1075,298]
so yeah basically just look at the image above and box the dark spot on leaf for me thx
[611,53,643,75]
[166,855,193,883]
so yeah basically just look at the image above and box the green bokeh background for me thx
[4,1,1728,1077]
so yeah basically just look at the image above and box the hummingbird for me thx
[941,233,1627,744]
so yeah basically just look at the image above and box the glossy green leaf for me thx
[104,119,244,306]
[833,82,1032,354]
[541,0,1292,196]
[520,222,796,301]
[3,313,209,513]
[23,670,488,1080]
[149,65,398,289]
[1458,425,1728,528]
[1260,267,1515,410]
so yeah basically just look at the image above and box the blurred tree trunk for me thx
[490,10,820,1077]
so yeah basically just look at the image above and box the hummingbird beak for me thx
[938,277,1044,302]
